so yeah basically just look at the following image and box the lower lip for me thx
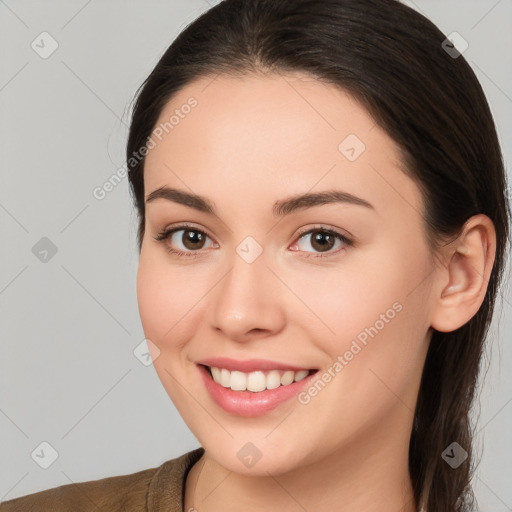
[198,364,316,417]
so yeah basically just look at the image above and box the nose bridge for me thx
[209,236,285,341]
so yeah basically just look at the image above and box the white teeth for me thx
[230,371,247,391]
[208,366,312,392]
[294,370,309,382]
[247,371,266,392]
[266,370,281,390]
[211,367,221,382]
[220,368,230,387]
[281,370,295,386]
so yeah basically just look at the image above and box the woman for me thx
[1,0,509,511]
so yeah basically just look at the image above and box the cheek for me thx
[342,253,430,401]
[136,253,201,403]
[136,250,199,347]
[136,260,172,340]
[284,249,408,348]
[289,242,431,381]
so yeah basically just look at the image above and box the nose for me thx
[208,248,286,343]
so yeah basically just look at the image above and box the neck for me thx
[184,405,417,512]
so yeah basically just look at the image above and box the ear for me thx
[430,214,497,333]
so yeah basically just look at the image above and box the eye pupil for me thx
[183,230,204,249]
[311,231,335,252]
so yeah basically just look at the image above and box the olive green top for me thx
[1,447,427,511]
[0,447,205,512]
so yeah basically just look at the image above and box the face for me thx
[137,72,436,476]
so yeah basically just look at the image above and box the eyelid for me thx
[155,221,216,241]
[293,223,353,241]
[156,222,353,242]
[154,222,354,258]
[289,224,354,257]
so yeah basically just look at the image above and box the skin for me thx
[136,72,496,512]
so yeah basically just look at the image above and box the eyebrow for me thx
[145,186,375,217]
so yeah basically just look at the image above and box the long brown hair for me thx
[125,1,511,510]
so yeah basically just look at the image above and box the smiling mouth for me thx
[201,364,318,393]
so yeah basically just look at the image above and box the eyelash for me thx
[153,222,354,259]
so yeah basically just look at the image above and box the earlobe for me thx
[430,215,496,333]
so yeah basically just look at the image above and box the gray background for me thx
[1,0,511,509]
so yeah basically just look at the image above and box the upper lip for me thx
[196,357,315,373]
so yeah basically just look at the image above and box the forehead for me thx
[143,73,423,222]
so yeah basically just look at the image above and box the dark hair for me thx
[126,1,511,510]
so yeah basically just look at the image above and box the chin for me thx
[198,435,316,477]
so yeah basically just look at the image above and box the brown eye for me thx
[181,229,206,250]
[309,231,337,252]
[292,227,353,258]
[154,225,217,257]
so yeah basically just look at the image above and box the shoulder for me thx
[0,447,205,512]
[0,465,157,512]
